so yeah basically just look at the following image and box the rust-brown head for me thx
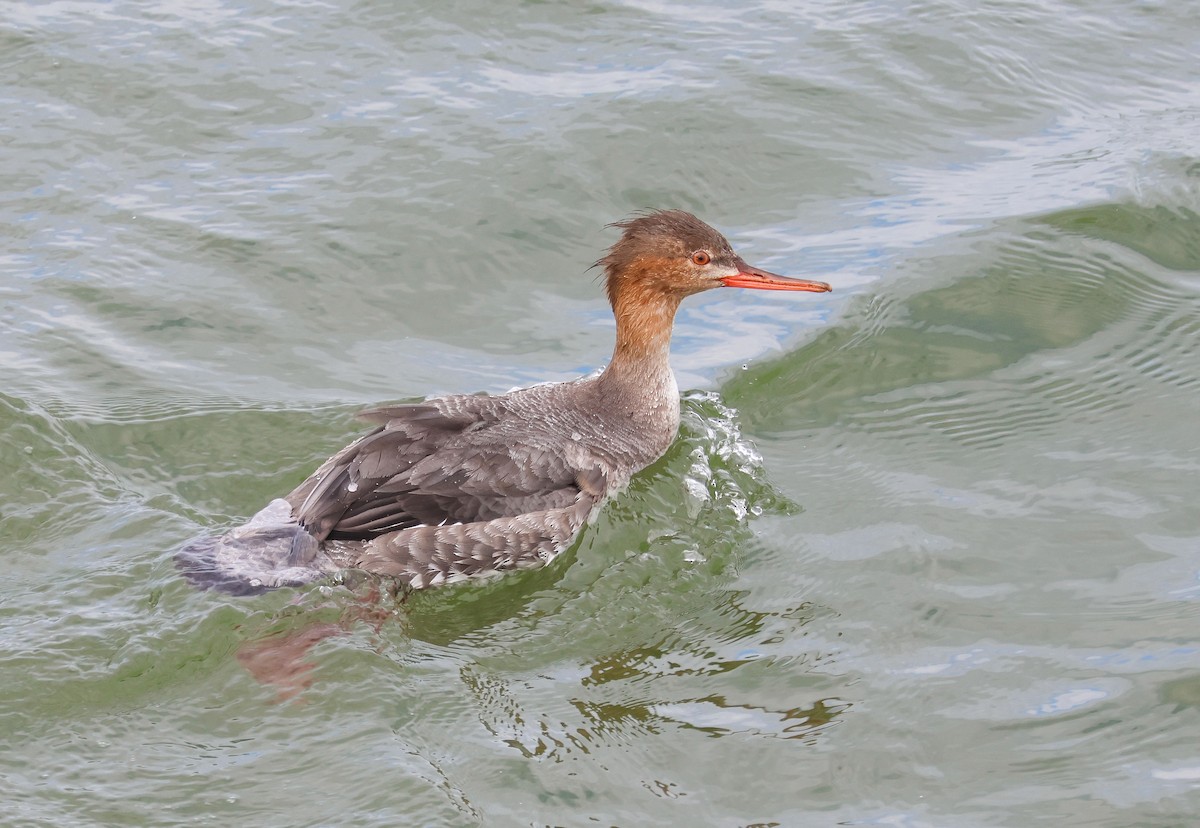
[596,210,832,307]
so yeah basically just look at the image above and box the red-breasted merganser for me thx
[178,210,831,594]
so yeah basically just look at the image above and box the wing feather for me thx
[286,398,598,542]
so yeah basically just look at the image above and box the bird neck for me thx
[599,283,682,391]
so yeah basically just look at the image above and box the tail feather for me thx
[175,499,339,595]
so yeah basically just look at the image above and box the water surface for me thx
[3,1,1200,825]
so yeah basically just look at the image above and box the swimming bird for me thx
[177,210,831,594]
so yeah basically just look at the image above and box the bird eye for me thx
[691,251,711,266]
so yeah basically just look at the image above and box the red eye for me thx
[691,251,711,265]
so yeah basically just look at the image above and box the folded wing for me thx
[286,400,598,543]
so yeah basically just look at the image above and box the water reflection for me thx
[459,590,844,764]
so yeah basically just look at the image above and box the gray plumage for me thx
[177,210,830,594]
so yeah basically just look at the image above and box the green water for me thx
[3,1,1200,825]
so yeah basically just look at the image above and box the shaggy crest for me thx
[596,210,736,306]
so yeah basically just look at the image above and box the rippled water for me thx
[3,1,1199,825]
